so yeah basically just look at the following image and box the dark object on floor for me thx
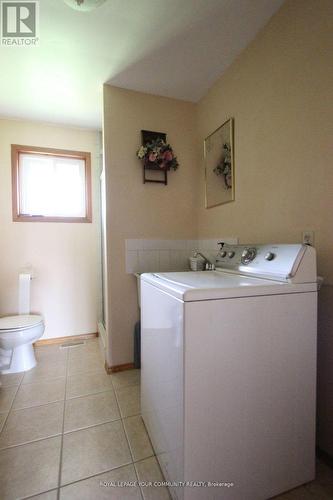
[317,447,333,469]
[134,321,141,368]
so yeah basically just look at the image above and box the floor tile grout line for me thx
[63,416,123,435]
[68,357,104,365]
[56,344,109,495]
[58,460,135,490]
[66,372,108,381]
[0,430,63,452]
[122,418,145,500]
[112,380,141,420]
[66,368,106,377]
[21,375,67,385]
[110,375,137,454]
[66,386,115,401]
[132,416,159,500]
[121,413,135,463]
[112,372,169,499]
[138,415,156,460]
[67,353,102,359]
[0,378,23,389]
[3,398,65,414]
[121,415,155,460]
[19,369,104,387]
[112,375,126,420]
[122,410,142,418]
[22,487,59,500]
[62,387,115,402]
[0,371,25,440]
[57,346,69,499]
[17,375,67,387]
[111,373,144,500]
[0,413,123,452]
[134,440,171,499]
[11,397,66,413]
[112,382,141,391]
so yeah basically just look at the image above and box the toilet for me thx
[0,314,44,374]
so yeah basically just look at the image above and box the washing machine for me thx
[141,244,317,500]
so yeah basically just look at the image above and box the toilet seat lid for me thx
[0,314,43,330]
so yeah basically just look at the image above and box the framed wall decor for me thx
[137,130,179,185]
[204,118,234,208]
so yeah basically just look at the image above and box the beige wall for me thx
[0,118,101,339]
[197,0,333,283]
[103,86,198,366]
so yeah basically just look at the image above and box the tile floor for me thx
[0,339,169,500]
[0,339,332,499]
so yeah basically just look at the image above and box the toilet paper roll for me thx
[18,273,31,315]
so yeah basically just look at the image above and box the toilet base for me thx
[1,343,37,374]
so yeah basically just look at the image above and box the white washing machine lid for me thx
[141,244,318,301]
[0,314,43,330]
[141,271,317,301]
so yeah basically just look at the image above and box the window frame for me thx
[11,144,92,223]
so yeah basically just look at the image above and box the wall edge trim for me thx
[104,361,135,374]
[34,332,98,346]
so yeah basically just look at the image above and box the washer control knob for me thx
[241,247,257,265]
[220,251,227,258]
[265,252,275,261]
[228,251,235,258]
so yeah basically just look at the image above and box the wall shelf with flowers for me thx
[136,130,179,185]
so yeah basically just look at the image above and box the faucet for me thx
[193,251,215,270]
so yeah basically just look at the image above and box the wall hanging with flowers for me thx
[213,142,232,189]
[136,130,179,185]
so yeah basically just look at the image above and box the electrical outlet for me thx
[302,231,314,246]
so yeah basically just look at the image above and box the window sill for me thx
[13,215,92,223]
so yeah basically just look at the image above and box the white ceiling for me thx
[0,0,284,129]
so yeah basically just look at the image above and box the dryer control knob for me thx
[241,247,257,265]
[228,251,235,258]
[220,251,227,258]
[265,252,275,261]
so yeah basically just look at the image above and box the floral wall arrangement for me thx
[137,138,179,171]
[136,130,179,185]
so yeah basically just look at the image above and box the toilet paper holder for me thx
[18,267,35,315]
[19,266,35,280]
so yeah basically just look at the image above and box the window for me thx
[11,145,92,223]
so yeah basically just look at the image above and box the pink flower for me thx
[148,152,157,162]
[164,150,173,161]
